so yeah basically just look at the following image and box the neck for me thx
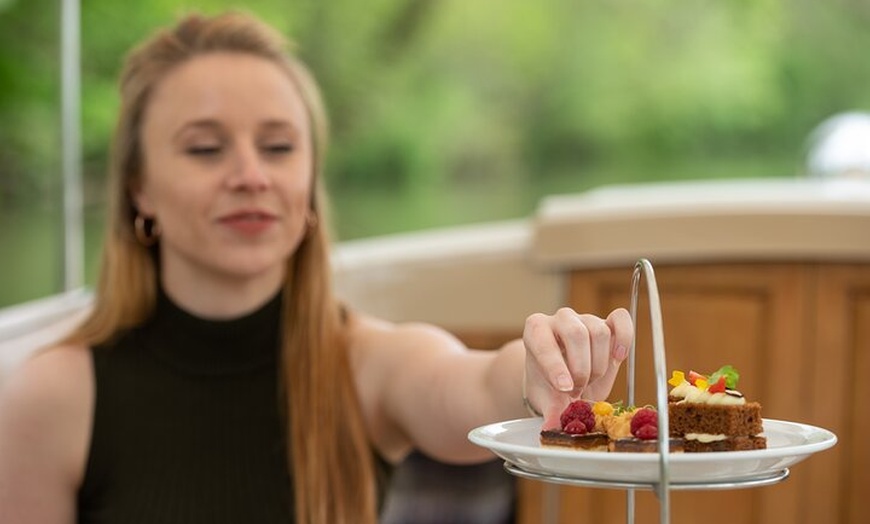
[160,263,285,319]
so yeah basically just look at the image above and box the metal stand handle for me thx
[627,258,671,524]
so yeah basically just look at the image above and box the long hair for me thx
[65,11,377,523]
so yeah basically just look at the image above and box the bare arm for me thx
[0,346,92,523]
[353,307,633,465]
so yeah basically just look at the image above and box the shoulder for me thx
[0,343,93,482]
[0,343,93,411]
[0,343,92,523]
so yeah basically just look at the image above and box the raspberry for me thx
[563,419,589,435]
[630,407,659,440]
[560,400,595,433]
[634,423,658,440]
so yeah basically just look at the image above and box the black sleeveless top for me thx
[77,290,391,523]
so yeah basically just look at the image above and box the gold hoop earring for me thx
[134,215,161,246]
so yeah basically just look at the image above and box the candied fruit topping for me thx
[709,364,740,389]
[593,401,614,417]
[687,370,705,385]
[671,365,741,390]
[708,375,727,393]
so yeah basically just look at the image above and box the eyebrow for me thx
[172,118,302,141]
[172,119,222,142]
[260,119,302,136]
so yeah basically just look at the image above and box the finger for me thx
[578,313,613,384]
[606,307,633,364]
[541,397,569,430]
[522,354,567,430]
[555,308,591,394]
[583,308,634,400]
[523,313,574,392]
[527,363,573,430]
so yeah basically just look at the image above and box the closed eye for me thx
[262,143,294,155]
[186,145,222,156]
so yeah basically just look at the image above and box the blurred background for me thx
[2,0,870,308]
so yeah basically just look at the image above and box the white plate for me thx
[468,418,836,484]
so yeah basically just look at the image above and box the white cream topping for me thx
[670,381,746,405]
[685,433,728,443]
[670,382,693,398]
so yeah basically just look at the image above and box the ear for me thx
[130,183,156,217]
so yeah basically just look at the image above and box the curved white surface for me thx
[533,178,870,267]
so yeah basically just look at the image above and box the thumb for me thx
[542,402,563,431]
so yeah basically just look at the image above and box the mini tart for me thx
[598,409,634,440]
[540,430,609,451]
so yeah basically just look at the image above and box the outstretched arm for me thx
[354,307,632,464]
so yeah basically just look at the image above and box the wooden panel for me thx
[515,480,559,524]
[848,286,870,524]
[806,265,870,524]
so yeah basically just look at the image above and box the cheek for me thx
[151,180,200,215]
[282,173,314,213]
[138,150,188,213]
[141,173,208,233]
[288,192,313,234]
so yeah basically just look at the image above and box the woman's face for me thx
[134,52,314,293]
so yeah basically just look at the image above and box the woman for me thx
[0,11,632,524]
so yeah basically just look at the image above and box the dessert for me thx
[540,400,684,453]
[540,400,609,450]
[608,406,684,453]
[667,365,767,452]
[539,365,766,453]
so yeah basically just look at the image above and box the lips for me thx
[217,209,278,235]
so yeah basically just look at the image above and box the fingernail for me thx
[613,344,628,361]
[557,373,573,391]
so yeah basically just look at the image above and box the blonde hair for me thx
[66,11,377,523]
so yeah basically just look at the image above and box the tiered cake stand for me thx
[507,258,791,523]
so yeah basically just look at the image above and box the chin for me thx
[214,251,289,281]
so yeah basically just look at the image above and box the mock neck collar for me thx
[146,287,283,375]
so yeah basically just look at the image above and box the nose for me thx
[227,144,271,191]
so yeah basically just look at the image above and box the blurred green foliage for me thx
[1,0,870,306]
[4,0,870,203]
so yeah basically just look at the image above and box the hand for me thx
[522,307,632,429]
